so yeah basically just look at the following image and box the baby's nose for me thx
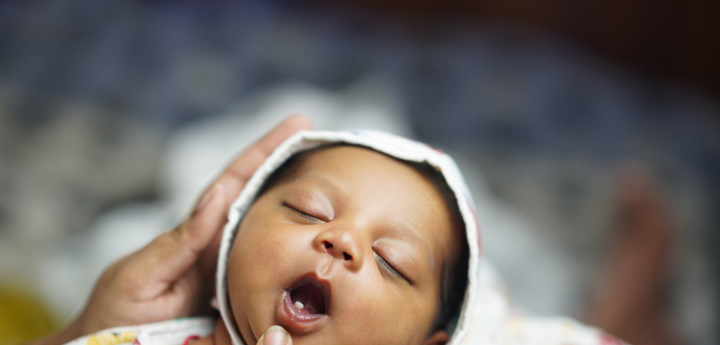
[315,229,363,271]
[321,239,351,261]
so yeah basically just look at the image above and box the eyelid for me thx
[374,251,413,286]
[282,202,325,222]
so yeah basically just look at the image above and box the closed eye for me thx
[283,202,323,223]
[374,252,412,286]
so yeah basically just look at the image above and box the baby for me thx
[56,126,619,345]
[212,130,478,345]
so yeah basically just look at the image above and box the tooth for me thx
[294,301,304,310]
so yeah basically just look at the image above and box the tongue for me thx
[291,284,326,314]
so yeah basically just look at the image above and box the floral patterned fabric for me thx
[63,318,214,345]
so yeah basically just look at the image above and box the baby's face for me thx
[227,146,457,345]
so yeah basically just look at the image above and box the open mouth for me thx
[278,276,331,333]
[290,281,327,315]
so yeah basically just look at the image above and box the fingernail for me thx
[259,326,288,345]
[194,184,222,214]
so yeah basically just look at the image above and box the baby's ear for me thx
[422,330,449,345]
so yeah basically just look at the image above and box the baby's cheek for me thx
[234,227,287,273]
[343,288,428,344]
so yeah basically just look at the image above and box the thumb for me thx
[128,183,228,288]
[257,326,292,345]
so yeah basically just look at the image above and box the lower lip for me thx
[276,290,328,334]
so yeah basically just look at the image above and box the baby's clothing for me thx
[63,318,214,345]
[456,260,624,345]
[63,316,620,345]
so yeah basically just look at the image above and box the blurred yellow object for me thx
[86,331,136,345]
[0,284,58,345]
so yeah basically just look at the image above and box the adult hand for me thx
[29,115,312,345]
[255,326,293,345]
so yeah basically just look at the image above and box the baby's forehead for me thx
[272,146,446,197]
[289,145,433,178]
[271,144,463,236]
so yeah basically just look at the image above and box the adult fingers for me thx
[208,114,312,205]
[124,183,228,296]
[257,326,292,345]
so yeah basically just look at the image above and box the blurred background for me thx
[0,1,718,344]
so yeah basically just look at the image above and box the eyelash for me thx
[283,203,320,222]
[375,252,412,285]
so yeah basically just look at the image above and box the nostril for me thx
[343,252,351,260]
[323,241,333,250]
